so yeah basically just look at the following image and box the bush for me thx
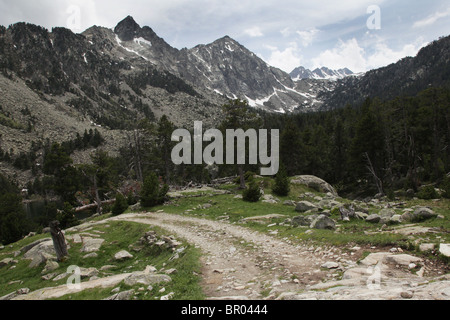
[140,173,169,208]
[112,193,129,216]
[56,202,79,229]
[243,178,261,202]
[272,165,290,197]
[440,176,450,199]
[417,185,440,200]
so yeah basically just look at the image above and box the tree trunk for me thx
[49,221,68,262]
[238,165,246,189]
[93,173,102,214]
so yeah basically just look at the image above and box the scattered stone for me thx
[164,268,177,275]
[292,215,318,227]
[283,200,296,206]
[123,272,171,287]
[80,238,105,253]
[291,175,338,196]
[400,291,414,299]
[104,289,135,301]
[385,254,423,266]
[310,215,336,230]
[79,267,99,279]
[100,265,117,271]
[295,201,318,213]
[321,262,339,269]
[389,215,402,224]
[42,260,59,274]
[411,207,437,222]
[366,214,381,224]
[379,209,396,218]
[161,292,175,300]
[202,203,212,209]
[114,250,134,261]
[439,244,450,258]
[419,243,435,252]
[83,252,98,259]
[0,258,16,268]
[53,273,69,281]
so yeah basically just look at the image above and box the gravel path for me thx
[109,212,346,299]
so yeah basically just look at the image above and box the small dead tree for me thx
[364,152,384,196]
[49,221,68,262]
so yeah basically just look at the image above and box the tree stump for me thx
[49,221,68,262]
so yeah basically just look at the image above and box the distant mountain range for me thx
[290,66,355,81]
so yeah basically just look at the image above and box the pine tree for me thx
[272,164,290,196]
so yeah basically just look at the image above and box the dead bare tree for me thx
[364,152,384,196]
[49,221,68,262]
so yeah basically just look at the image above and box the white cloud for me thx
[264,42,303,72]
[413,8,450,28]
[296,28,320,47]
[243,26,264,38]
[312,37,428,73]
[366,38,427,69]
[312,38,367,72]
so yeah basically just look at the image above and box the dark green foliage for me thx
[112,193,129,216]
[56,202,79,229]
[140,172,169,208]
[242,177,261,202]
[440,176,450,199]
[272,165,290,197]
[0,174,33,245]
[127,67,199,97]
[417,185,440,200]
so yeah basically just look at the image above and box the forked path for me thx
[108,212,340,299]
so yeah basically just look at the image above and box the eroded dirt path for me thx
[108,212,347,299]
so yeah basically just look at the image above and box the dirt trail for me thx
[108,212,346,299]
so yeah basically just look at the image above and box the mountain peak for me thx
[114,16,141,41]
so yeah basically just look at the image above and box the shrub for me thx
[272,165,290,197]
[112,193,129,216]
[243,178,261,202]
[440,176,450,199]
[417,185,439,200]
[140,173,169,208]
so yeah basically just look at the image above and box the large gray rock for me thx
[23,240,57,268]
[385,254,423,266]
[295,201,317,213]
[439,244,450,258]
[310,215,336,230]
[123,272,171,286]
[366,214,381,224]
[411,207,437,222]
[104,289,135,301]
[291,175,338,196]
[379,209,396,218]
[114,250,134,261]
[80,238,105,253]
[292,215,318,227]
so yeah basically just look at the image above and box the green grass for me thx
[0,221,204,300]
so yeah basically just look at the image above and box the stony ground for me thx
[25,211,443,301]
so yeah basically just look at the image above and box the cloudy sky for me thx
[0,0,449,73]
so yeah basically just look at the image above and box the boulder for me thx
[291,175,338,196]
[366,214,381,224]
[295,201,317,213]
[439,244,450,258]
[321,262,339,269]
[379,209,396,218]
[124,272,171,286]
[292,215,318,227]
[23,240,57,268]
[114,250,133,261]
[419,243,435,252]
[385,254,423,266]
[389,215,402,224]
[0,258,17,268]
[411,207,437,222]
[283,200,296,206]
[80,238,105,253]
[310,215,336,230]
[104,289,135,301]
